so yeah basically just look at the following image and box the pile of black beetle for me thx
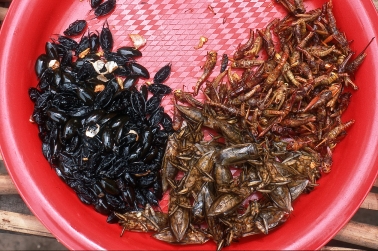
[28,5,174,223]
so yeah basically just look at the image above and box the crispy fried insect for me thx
[330,92,352,118]
[258,18,279,58]
[316,119,355,148]
[194,51,217,96]
[94,0,116,17]
[154,63,172,84]
[174,89,204,108]
[63,20,87,37]
[233,29,254,60]
[100,20,113,52]
[206,100,244,117]
[229,84,261,106]
[231,59,264,68]
[244,33,263,58]
[346,37,375,74]
[220,54,229,73]
[294,0,306,14]
[264,52,289,89]
[277,0,297,14]
[90,0,103,9]
[297,31,314,49]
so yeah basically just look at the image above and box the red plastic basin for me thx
[0,0,377,250]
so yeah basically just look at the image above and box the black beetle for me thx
[89,31,100,53]
[45,42,59,60]
[117,46,142,58]
[130,63,150,79]
[58,35,78,50]
[75,34,90,57]
[153,63,172,84]
[35,54,48,78]
[94,0,116,17]
[100,20,113,52]
[63,20,87,37]
[90,0,103,8]
[148,83,172,95]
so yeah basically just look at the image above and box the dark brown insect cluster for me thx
[29,15,174,223]
[116,0,372,250]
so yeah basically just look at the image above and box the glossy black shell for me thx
[90,0,103,8]
[117,46,142,58]
[153,63,171,84]
[100,21,113,52]
[130,63,150,79]
[63,20,87,37]
[94,0,116,17]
